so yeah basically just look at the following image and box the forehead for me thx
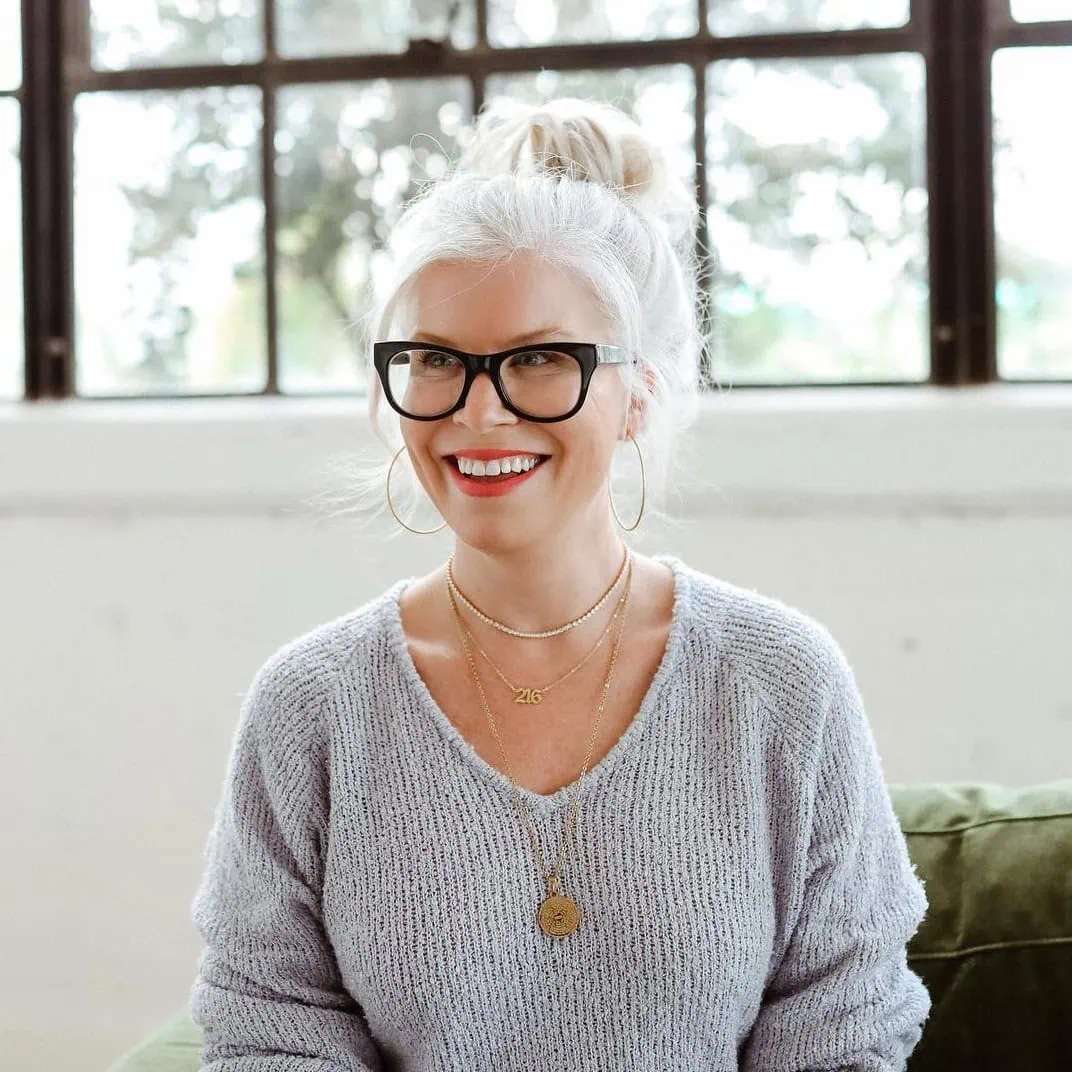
[406,252,611,351]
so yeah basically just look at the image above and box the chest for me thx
[323,753,777,1068]
[410,627,668,797]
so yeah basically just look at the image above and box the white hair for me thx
[322,96,712,535]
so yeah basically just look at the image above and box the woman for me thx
[190,97,931,1070]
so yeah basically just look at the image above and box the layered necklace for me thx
[446,549,634,937]
[452,584,627,705]
[446,545,629,640]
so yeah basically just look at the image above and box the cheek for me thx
[586,372,630,432]
[556,420,618,491]
[401,428,441,484]
[571,388,627,473]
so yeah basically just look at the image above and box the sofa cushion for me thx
[890,779,1072,1072]
[106,1007,201,1072]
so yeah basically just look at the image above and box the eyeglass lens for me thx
[386,349,583,419]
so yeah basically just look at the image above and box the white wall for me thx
[2,383,1071,1071]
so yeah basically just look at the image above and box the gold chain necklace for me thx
[449,556,634,938]
[446,545,628,639]
[450,582,628,705]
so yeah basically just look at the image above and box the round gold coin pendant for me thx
[538,894,580,937]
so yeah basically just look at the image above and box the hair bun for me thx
[456,96,698,242]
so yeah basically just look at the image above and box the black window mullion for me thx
[475,0,489,50]
[996,19,1072,48]
[66,27,926,96]
[21,0,73,399]
[962,0,997,383]
[924,0,995,386]
[471,71,485,123]
[471,0,487,120]
[263,1,279,394]
[923,0,959,385]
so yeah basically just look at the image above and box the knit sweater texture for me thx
[189,554,931,1071]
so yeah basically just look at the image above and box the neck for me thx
[448,527,629,637]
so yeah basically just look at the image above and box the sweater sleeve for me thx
[189,656,383,1072]
[738,649,932,1072]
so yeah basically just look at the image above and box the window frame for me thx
[9,0,1072,401]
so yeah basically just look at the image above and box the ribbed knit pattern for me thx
[189,554,931,1071]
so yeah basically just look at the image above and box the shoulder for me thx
[238,578,411,734]
[665,555,855,752]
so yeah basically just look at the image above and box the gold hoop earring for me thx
[609,436,646,532]
[386,446,446,535]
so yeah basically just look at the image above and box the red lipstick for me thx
[444,450,548,498]
[449,448,546,460]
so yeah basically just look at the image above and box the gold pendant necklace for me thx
[453,586,627,705]
[536,872,581,936]
[448,554,634,937]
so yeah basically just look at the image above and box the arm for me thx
[189,657,383,1071]
[739,649,932,1072]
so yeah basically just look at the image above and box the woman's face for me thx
[397,252,632,553]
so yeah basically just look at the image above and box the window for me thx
[1011,0,1072,21]
[993,46,1072,378]
[704,51,927,384]
[7,0,1072,401]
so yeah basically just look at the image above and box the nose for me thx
[452,370,517,434]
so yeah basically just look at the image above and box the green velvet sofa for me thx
[107,780,1072,1072]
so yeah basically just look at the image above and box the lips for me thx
[446,449,550,461]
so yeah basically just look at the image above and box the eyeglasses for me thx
[372,340,630,423]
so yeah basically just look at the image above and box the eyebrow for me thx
[410,326,568,348]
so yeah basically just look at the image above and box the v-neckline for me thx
[384,554,690,813]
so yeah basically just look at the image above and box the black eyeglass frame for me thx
[372,340,631,423]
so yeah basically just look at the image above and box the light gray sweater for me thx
[189,554,931,1071]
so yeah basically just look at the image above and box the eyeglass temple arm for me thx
[595,345,630,366]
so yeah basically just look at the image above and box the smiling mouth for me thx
[448,455,550,481]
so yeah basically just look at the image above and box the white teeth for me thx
[455,454,542,477]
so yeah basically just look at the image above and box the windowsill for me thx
[2,381,1071,515]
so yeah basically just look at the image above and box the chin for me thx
[452,514,544,556]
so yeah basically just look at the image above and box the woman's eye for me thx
[421,351,457,369]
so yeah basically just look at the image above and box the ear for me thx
[623,362,657,440]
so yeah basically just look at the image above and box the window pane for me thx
[489,0,696,48]
[706,53,928,385]
[1011,1,1072,21]
[0,99,21,400]
[993,48,1072,380]
[709,0,909,36]
[276,78,471,393]
[486,65,696,215]
[0,0,21,90]
[277,0,476,57]
[90,0,263,71]
[74,88,266,396]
